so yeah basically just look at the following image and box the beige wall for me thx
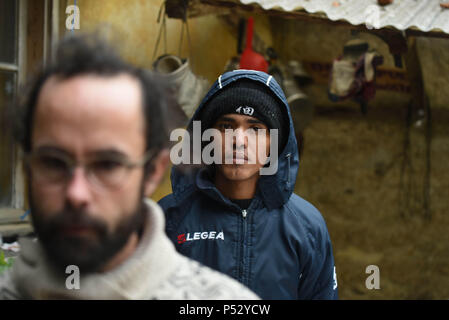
[416,37,449,110]
[60,0,273,82]
[272,17,449,299]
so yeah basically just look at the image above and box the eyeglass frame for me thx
[24,147,158,191]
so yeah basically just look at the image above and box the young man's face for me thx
[212,113,271,182]
[28,73,158,272]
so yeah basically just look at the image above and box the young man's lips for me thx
[232,153,248,160]
[224,154,248,164]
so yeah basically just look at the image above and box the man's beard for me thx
[29,189,146,274]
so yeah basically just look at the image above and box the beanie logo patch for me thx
[235,106,254,116]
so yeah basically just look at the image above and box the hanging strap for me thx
[177,1,193,64]
[152,0,168,62]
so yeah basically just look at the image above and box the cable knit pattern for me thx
[0,199,259,300]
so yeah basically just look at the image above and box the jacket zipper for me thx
[239,209,248,285]
[286,153,291,188]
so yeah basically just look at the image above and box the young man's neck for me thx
[214,170,259,200]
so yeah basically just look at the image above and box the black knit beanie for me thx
[198,79,289,150]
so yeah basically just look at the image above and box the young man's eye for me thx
[250,126,266,132]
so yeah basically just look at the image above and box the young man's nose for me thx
[233,128,248,149]
[65,167,92,208]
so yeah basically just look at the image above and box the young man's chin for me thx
[219,164,260,181]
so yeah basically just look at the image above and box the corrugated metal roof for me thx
[239,0,449,34]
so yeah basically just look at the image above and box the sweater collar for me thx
[12,199,178,299]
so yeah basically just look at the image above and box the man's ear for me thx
[143,148,170,197]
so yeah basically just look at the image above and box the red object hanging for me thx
[239,17,268,73]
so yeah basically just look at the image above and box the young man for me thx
[0,35,258,300]
[160,70,338,299]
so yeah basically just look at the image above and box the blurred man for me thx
[160,70,338,299]
[0,34,258,300]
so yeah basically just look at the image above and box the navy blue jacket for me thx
[159,70,338,300]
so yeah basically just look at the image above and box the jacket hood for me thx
[170,70,299,210]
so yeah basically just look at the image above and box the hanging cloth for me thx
[151,1,210,119]
[328,39,383,113]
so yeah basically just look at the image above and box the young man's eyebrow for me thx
[246,119,265,125]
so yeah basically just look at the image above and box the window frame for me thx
[0,0,26,214]
[14,0,28,211]
[0,0,61,222]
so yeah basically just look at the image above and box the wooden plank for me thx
[0,62,19,71]
[0,222,32,238]
[0,208,28,224]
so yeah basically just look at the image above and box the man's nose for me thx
[233,128,247,149]
[65,167,92,208]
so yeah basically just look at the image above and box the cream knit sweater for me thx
[0,199,259,300]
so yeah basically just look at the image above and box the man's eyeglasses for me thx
[25,149,156,191]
